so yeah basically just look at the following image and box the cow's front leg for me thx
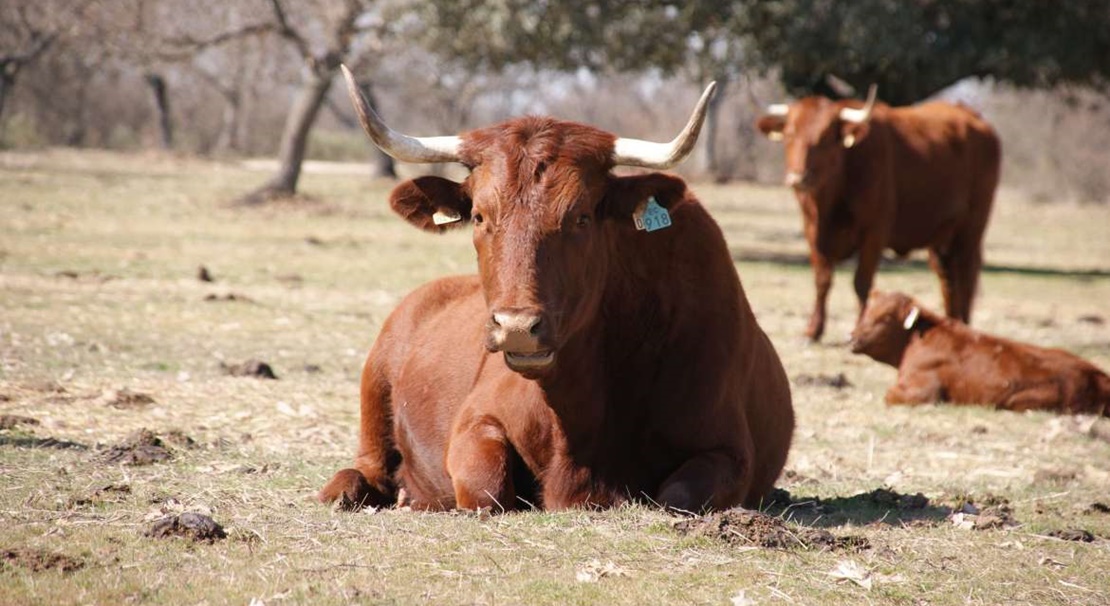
[446,414,516,512]
[806,252,835,341]
[853,239,883,321]
[656,449,749,513]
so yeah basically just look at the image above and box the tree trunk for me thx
[145,73,173,149]
[0,62,20,134]
[242,67,332,202]
[214,92,242,154]
[703,76,729,182]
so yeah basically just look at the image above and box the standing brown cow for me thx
[757,87,1001,341]
[317,67,795,513]
[850,291,1110,415]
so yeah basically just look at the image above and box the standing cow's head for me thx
[756,86,878,193]
[342,66,713,378]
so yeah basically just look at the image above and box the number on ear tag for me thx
[632,196,672,233]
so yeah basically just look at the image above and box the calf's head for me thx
[342,66,714,377]
[849,290,926,367]
[756,85,878,194]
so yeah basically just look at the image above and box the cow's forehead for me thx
[788,97,841,133]
[460,117,616,216]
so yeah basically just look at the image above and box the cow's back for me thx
[880,102,1001,253]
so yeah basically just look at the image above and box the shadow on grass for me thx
[761,487,952,528]
[733,247,1110,280]
[0,434,89,450]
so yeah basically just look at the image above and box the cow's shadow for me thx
[0,434,89,450]
[758,487,952,528]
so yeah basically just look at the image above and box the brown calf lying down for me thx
[850,291,1110,414]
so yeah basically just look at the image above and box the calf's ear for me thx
[603,173,689,220]
[757,115,786,141]
[389,176,472,233]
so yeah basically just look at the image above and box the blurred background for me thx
[2,0,1108,203]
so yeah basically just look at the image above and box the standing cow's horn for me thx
[612,81,717,169]
[341,65,461,163]
[839,84,878,124]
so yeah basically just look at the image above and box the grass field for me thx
[2,148,1110,605]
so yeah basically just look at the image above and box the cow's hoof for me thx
[317,468,393,511]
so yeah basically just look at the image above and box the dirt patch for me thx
[793,373,853,389]
[145,513,227,543]
[1046,529,1095,542]
[674,509,870,552]
[221,359,277,379]
[1077,314,1105,325]
[204,292,254,303]
[98,388,156,410]
[0,414,41,430]
[1085,502,1110,514]
[98,429,174,465]
[864,487,929,510]
[197,265,214,282]
[949,496,1019,530]
[2,548,85,573]
[67,483,132,508]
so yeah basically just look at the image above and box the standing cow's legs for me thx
[949,236,982,323]
[806,252,835,341]
[446,414,516,511]
[853,239,884,323]
[927,247,962,322]
[318,350,398,510]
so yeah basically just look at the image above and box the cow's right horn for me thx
[765,103,790,116]
[341,65,461,163]
[612,81,717,170]
[839,84,878,124]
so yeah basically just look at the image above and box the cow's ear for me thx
[756,115,786,141]
[841,121,871,149]
[389,176,472,233]
[603,173,689,220]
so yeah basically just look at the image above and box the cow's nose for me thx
[489,310,545,352]
[784,171,806,188]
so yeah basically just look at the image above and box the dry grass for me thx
[2,148,1110,605]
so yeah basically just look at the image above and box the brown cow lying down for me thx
[317,67,795,513]
[850,291,1110,415]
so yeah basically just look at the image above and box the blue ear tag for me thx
[633,196,672,232]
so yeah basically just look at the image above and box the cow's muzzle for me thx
[488,309,556,373]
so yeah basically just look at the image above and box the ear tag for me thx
[903,306,920,330]
[632,196,672,232]
[843,133,857,148]
[432,209,462,225]
[768,131,784,142]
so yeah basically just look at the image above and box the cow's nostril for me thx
[490,314,502,328]
[529,317,542,336]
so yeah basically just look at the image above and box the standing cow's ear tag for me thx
[432,209,462,226]
[843,133,857,148]
[903,306,920,330]
[632,196,672,233]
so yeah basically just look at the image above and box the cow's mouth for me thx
[503,350,556,372]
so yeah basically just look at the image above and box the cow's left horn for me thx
[839,84,878,124]
[612,81,717,169]
[341,65,461,163]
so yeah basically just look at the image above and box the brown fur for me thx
[850,291,1110,415]
[758,99,1001,341]
[318,116,795,512]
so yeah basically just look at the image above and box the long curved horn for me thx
[612,81,717,169]
[839,84,878,124]
[341,65,461,163]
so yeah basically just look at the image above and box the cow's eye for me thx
[473,213,484,225]
[576,214,591,228]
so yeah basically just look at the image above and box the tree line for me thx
[2,0,1109,202]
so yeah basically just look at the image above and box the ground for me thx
[2,148,1109,605]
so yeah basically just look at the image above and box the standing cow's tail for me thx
[1097,371,1110,417]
